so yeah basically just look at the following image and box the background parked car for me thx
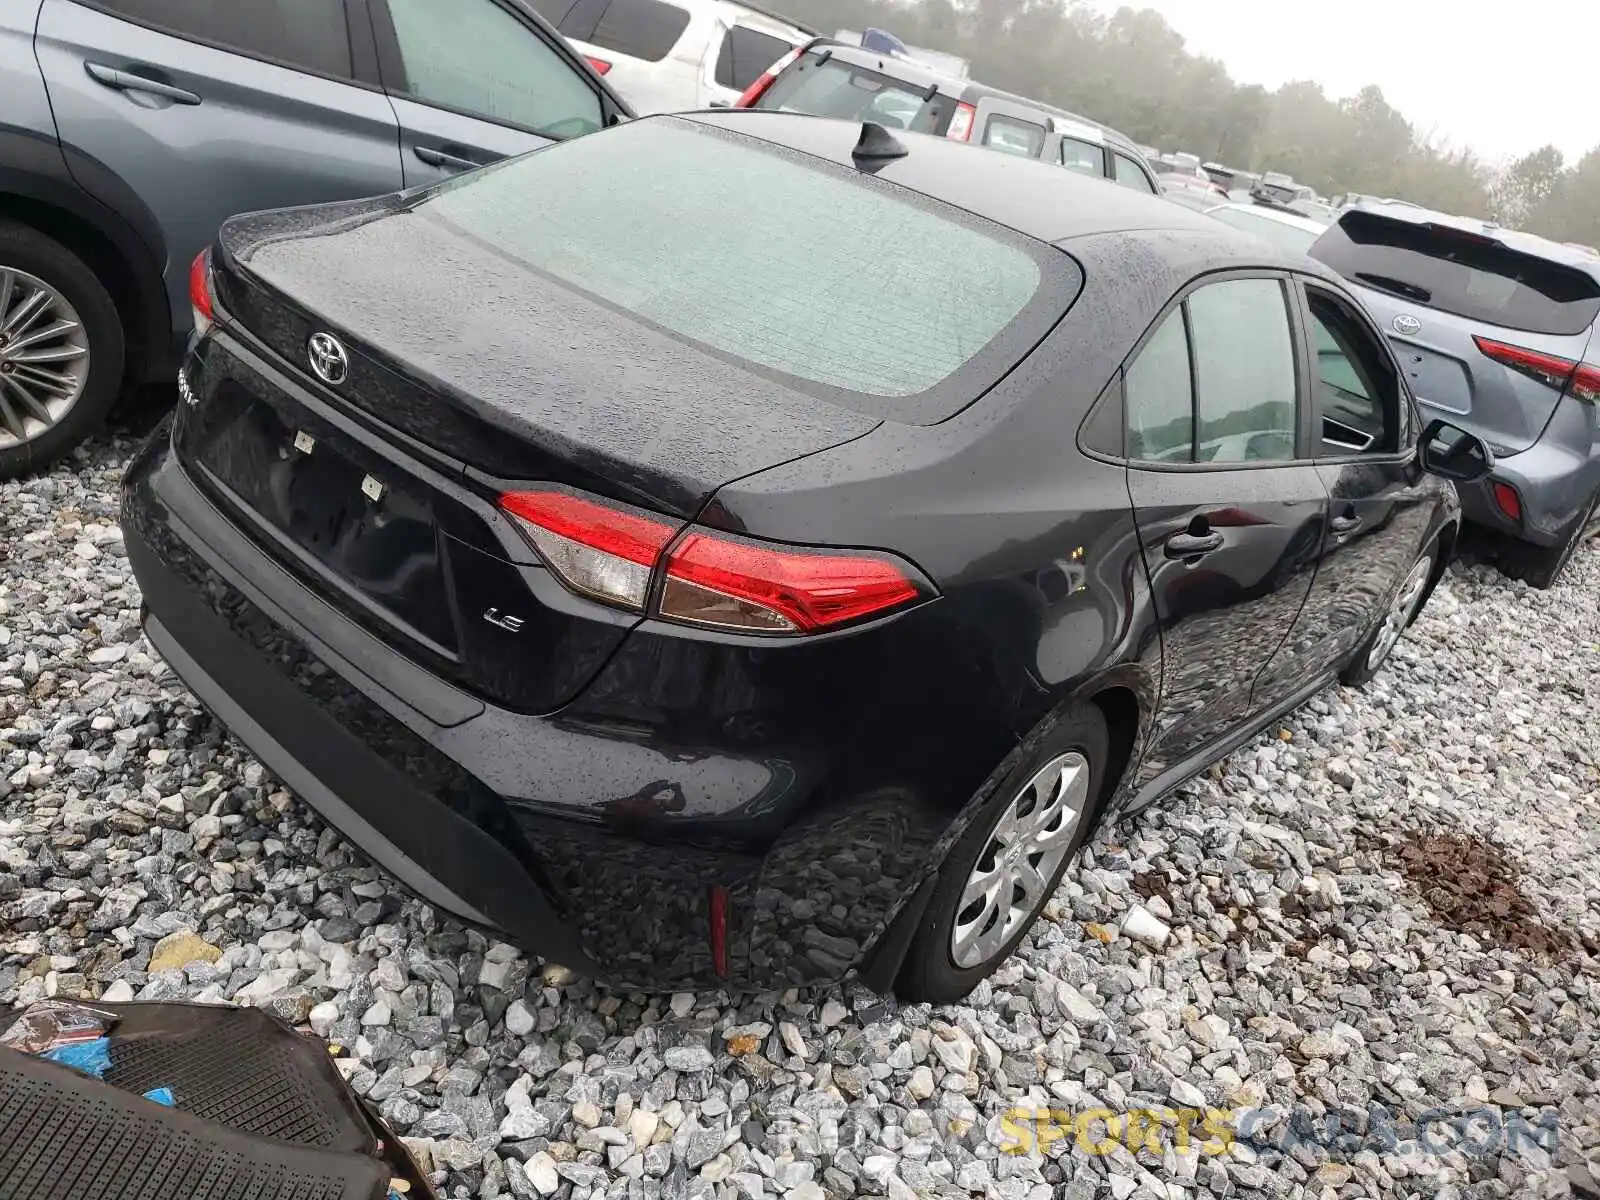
[736,39,1162,193]
[1205,203,1329,255]
[0,0,630,479]
[1310,203,1600,586]
[124,114,1489,1002]
[533,0,812,113]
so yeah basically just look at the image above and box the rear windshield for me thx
[753,51,952,135]
[1311,212,1600,336]
[413,119,1075,421]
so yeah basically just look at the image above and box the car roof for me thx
[710,0,816,36]
[796,40,1142,154]
[1206,203,1329,235]
[1343,201,1600,278]
[681,111,1326,269]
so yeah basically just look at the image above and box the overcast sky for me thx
[1089,0,1598,166]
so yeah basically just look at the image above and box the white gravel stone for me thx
[7,439,1599,1200]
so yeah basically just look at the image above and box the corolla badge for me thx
[307,331,349,385]
[1392,313,1422,337]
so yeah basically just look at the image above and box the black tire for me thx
[894,703,1110,1004]
[0,220,126,480]
[1498,490,1599,589]
[1340,541,1438,687]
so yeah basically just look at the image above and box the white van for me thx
[533,0,814,114]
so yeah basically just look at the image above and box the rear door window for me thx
[714,25,794,92]
[416,118,1079,421]
[1111,152,1157,194]
[983,114,1045,158]
[1187,279,1299,462]
[753,53,949,133]
[1059,137,1106,177]
[1310,211,1600,336]
[587,0,690,62]
[98,0,354,78]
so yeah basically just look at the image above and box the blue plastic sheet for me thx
[142,1087,175,1107]
[41,1036,111,1078]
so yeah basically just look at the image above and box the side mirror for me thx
[1417,418,1495,482]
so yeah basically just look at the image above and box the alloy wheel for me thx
[0,266,91,449]
[1365,554,1433,672]
[950,751,1090,968]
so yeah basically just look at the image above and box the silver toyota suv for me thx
[1311,203,1600,587]
[0,0,630,478]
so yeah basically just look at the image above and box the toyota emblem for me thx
[307,331,349,385]
[1392,313,1422,337]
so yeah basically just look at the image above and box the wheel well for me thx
[0,193,153,386]
[1088,685,1140,811]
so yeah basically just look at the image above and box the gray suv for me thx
[0,0,630,478]
[1310,204,1600,587]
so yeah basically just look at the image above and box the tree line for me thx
[776,0,1599,247]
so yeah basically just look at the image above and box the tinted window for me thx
[1207,208,1319,256]
[715,25,794,92]
[1311,211,1600,336]
[753,54,949,133]
[1059,138,1105,177]
[588,0,690,62]
[418,120,1060,413]
[1307,288,1401,455]
[1187,279,1298,462]
[527,0,581,26]
[100,0,352,77]
[984,115,1045,159]
[1112,152,1157,194]
[386,0,602,137]
[1126,310,1195,462]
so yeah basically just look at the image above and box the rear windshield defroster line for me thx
[1311,211,1600,337]
[407,116,1083,424]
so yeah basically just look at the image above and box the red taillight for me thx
[1473,335,1600,402]
[500,490,676,612]
[189,249,213,334]
[499,487,930,634]
[661,530,924,634]
[946,101,976,142]
[1493,482,1522,522]
[734,46,801,108]
[584,55,612,75]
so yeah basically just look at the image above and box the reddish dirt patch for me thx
[1389,831,1576,962]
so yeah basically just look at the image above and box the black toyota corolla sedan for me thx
[122,112,1491,1002]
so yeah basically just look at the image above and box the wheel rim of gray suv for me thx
[0,267,91,450]
[1366,554,1433,672]
[951,751,1089,968]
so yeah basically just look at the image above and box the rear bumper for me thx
[122,422,979,989]
[1459,440,1592,546]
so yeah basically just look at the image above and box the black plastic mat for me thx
[98,1003,373,1153]
[0,1048,389,1200]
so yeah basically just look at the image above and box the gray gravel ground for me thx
[3,431,1598,1200]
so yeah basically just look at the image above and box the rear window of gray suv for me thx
[1311,211,1600,336]
[411,118,1076,420]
